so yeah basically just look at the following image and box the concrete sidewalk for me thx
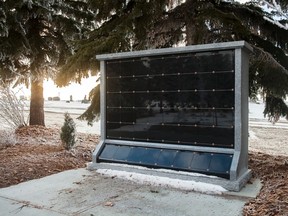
[0,168,261,216]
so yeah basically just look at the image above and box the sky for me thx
[16,76,98,101]
[43,77,99,101]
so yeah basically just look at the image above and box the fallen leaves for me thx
[0,126,99,188]
[243,152,288,216]
[104,201,114,207]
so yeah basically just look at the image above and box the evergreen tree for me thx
[0,0,93,126]
[57,0,173,124]
[57,0,288,124]
[61,112,76,150]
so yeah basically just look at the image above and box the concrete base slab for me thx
[89,162,252,191]
[225,178,262,199]
[0,168,261,216]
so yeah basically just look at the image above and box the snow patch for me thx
[97,169,226,195]
[249,129,258,140]
[100,162,220,179]
[263,16,288,30]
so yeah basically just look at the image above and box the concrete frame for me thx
[89,41,253,191]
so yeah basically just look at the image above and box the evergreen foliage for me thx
[1,0,288,124]
[61,112,76,150]
[56,0,169,86]
[78,84,100,125]
[0,0,94,125]
[59,0,288,123]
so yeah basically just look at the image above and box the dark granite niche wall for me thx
[106,50,235,148]
[93,41,252,189]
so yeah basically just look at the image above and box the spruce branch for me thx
[260,0,288,20]
[252,45,288,75]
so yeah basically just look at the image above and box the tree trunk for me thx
[29,78,45,126]
[186,21,196,45]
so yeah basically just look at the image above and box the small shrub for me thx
[0,83,28,130]
[0,130,17,148]
[60,113,76,150]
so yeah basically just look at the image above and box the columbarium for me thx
[90,41,252,191]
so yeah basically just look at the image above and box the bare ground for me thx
[244,126,288,216]
[0,126,98,188]
[249,127,288,157]
[0,125,287,215]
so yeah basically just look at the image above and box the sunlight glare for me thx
[15,76,98,101]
